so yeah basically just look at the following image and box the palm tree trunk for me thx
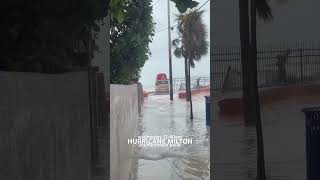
[239,0,252,125]
[250,0,266,179]
[185,57,190,101]
[188,60,194,119]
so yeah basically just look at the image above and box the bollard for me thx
[302,107,320,180]
[205,96,211,126]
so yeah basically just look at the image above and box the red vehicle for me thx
[155,73,169,94]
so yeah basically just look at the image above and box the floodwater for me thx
[212,95,320,180]
[132,90,320,180]
[132,92,210,180]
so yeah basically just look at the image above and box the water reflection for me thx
[240,127,256,180]
[212,95,312,180]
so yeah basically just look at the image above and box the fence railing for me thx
[212,41,320,95]
[173,76,210,91]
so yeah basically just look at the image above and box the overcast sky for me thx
[140,0,210,90]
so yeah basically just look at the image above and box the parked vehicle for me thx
[155,73,169,94]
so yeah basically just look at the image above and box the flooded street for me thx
[212,95,320,180]
[131,88,320,180]
[132,93,210,180]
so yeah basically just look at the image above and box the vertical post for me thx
[305,112,310,180]
[88,67,98,174]
[95,73,108,177]
[209,0,213,178]
[300,50,303,83]
[167,0,174,100]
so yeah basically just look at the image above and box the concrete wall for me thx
[110,84,139,180]
[0,71,92,180]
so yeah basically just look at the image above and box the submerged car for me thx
[155,73,169,94]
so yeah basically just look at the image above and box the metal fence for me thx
[173,76,210,91]
[212,41,320,95]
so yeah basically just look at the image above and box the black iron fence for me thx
[212,41,320,95]
[173,76,210,91]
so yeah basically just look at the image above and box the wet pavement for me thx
[212,95,320,180]
[132,92,210,180]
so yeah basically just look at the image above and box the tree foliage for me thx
[1,0,109,73]
[110,0,155,84]
[172,9,208,118]
[110,0,127,23]
[173,10,208,67]
[171,0,199,13]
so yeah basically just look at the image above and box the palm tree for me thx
[172,9,208,119]
[239,0,272,179]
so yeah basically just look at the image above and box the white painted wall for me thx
[110,84,139,180]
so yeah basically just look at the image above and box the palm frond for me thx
[172,38,180,47]
[174,9,208,66]
[173,47,183,58]
[256,0,273,20]
[190,60,195,68]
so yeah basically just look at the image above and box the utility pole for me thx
[167,0,174,100]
